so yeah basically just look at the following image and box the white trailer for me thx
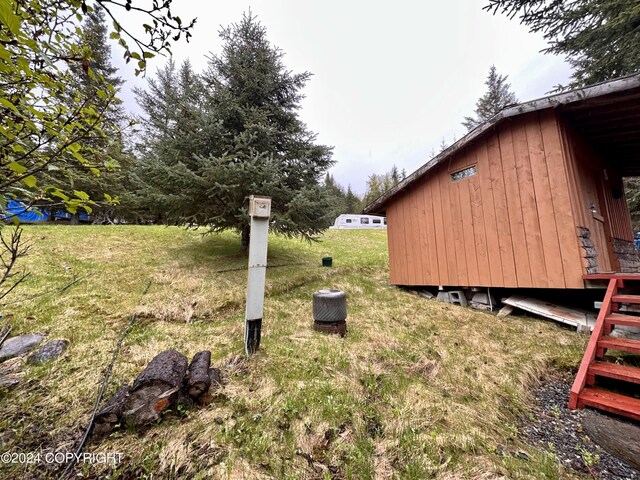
[330,214,387,229]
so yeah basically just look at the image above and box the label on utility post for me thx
[249,195,271,218]
[245,195,271,356]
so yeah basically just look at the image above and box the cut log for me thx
[198,367,223,406]
[93,384,130,436]
[186,351,211,399]
[583,412,640,470]
[123,350,188,426]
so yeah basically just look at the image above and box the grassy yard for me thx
[0,225,589,479]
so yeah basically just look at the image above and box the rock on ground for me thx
[0,357,25,390]
[27,339,69,365]
[0,334,44,363]
[0,376,20,389]
[522,373,640,479]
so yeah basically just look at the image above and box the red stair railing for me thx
[568,277,618,409]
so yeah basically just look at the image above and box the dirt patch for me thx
[522,373,640,479]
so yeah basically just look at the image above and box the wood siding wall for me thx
[387,110,586,288]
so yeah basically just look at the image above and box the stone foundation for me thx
[577,227,598,274]
[613,238,640,273]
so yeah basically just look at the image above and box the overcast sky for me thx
[114,0,573,195]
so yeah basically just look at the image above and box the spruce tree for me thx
[485,0,640,89]
[344,186,362,214]
[38,6,130,222]
[462,65,517,131]
[323,173,347,219]
[133,60,207,223]
[135,13,334,248]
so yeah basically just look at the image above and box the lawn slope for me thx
[0,226,587,479]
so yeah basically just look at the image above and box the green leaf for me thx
[73,190,90,201]
[70,149,86,164]
[0,45,10,62]
[0,97,19,113]
[49,189,69,201]
[0,0,22,36]
[10,143,25,153]
[7,161,27,174]
[143,51,155,59]
[109,31,120,40]
[22,175,37,188]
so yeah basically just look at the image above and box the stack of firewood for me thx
[93,350,222,436]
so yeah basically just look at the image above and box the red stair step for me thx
[605,313,640,328]
[578,387,640,421]
[588,361,640,384]
[612,294,640,304]
[598,336,640,354]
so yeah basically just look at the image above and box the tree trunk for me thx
[70,213,79,225]
[93,384,130,436]
[241,225,250,251]
[583,411,640,470]
[185,351,211,399]
[123,350,188,426]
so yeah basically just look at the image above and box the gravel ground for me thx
[522,373,640,479]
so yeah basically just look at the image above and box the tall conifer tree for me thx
[485,0,640,89]
[462,65,517,131]
[135,13,334,248]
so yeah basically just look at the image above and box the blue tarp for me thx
[2,200,90,223]
[3,200,49,223]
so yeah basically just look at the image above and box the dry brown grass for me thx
[0,225,589,479]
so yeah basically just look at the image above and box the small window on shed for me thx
[345,219,352,224]
[360,217,369,224]
[372,218,381,224]
[450,165,477,181]
[383,218,387,225]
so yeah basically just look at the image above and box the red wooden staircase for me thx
[568,275,640,421]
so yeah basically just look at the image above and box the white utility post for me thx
[244,195,271,356]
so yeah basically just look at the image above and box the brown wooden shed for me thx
[364,74,640,290]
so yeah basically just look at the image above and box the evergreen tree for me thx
[344,186,362,214]
[39,6,131,222]
[462,65,517,131]
[133,60,207,223]
[485,0,640,89]
[390,165,400,185]
[323,173,347,219]
[0,0,193,213]
[363,174,383,207]
[135,14,334,248]
[362,165,403,206]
